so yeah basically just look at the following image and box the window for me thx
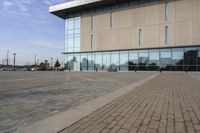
[139,28,143,46]
[67,54,74,71]
[149,50,159,65]
[165,0,168,21]
[129,51,138,66]
[91,34,94,49]
[149,50,160,71]
[198,50,200,65]
[88,53,94,70]
[111,52,119,71]
[95,52,103,71]
[81,53,88,70]
[120,51,128,71]
[110,12,113,28]
[65,17,81,53]
[138,50,148,65]
[184,48,198,71]
[165,26,168,45]
[160,49,171,70]
[172,49,184,65]
[102,52,111,71]
[184,48,197,66]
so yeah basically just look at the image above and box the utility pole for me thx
[51,58,53,70]
[34,54,37,67]
[13,53,16,71]
[6,50,9,69]
[37,59,39,66]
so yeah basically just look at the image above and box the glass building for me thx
[49,0,200,72]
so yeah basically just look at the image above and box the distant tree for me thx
[39,60,50,71]
[54,60,61,70]
[44,60,49,67]
[39,62,46,70]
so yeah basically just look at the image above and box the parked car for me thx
[31,67,37,71]
[0,67,13,71]
[0,68,6,71]
[22,68,28,71]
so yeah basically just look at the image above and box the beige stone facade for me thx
[80,0,200,52]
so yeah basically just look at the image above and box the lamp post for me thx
[34,54,37,67]
[13,53,16,71]
[6,50,9,69]
[51,58,53,70]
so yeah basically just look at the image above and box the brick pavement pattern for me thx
[60,73,200,133]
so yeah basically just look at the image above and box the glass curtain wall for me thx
[65,17,81,71]
[120,51,128,71]
[160,49,171,71]
[81,53,88,71]
[171,48,184,71]
[111,52,119,71]
[129,51,138,71]
[149,50,160,71]
[102,52,111,71]
[66,54,74,71]
[138,50,148,71]
[88,53,95,70]
[95,52,103,71]
[198,47,200,71]
[184,48,197,71]
[65,17,80,53]
[66,46,200,72]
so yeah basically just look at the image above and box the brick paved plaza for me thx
[0,71,153,133]
[60,73,200,133]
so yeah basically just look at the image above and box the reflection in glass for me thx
[149,50,159,71]
[64,46,199,72]
[95,52,103,71]
[184,48,197,71]
[138,50,148,70]
[129,51,138,71]
[102,52,111,71]
[81,53,88,71]
[73,54,80,71]
[67,54,74,71]
[198,50,200,65]
[160,49,171,70]
[88,53,94,70]
[111,52,119,71]
[184,48,197,65]
[120,51,128,71]
[172,49,184,65]
[171,48,184,71]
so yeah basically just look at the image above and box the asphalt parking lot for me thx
[0,71,155,133]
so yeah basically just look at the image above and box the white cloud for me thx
[1,0,32,16]
[2,0,13,9]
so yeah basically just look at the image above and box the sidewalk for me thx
[60,73,200,133]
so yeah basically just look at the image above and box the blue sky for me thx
[0,0,69,65]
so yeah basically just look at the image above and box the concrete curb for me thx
[15,73,158,133]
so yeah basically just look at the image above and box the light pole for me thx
[51,58,53,70]
[34,54,37,67]
[6,50,9,69]
[13,53,16,71]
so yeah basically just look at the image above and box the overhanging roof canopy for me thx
[49,0,131,19]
